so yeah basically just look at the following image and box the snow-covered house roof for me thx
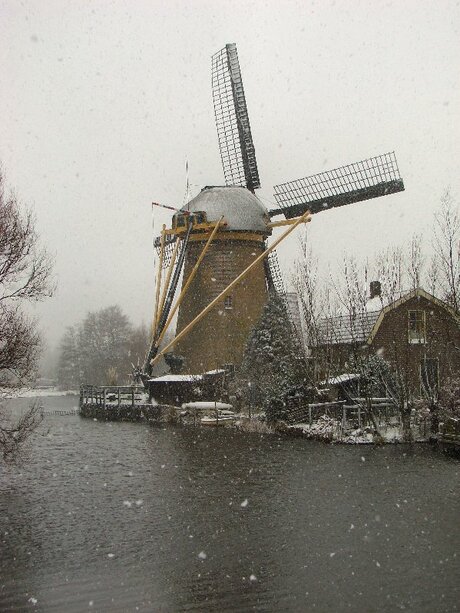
[367,287,459,344]
[315,310,380,346]
[313,288,458,347]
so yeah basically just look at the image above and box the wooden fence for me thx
[285,397,400,428]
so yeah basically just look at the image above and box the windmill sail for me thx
[270,152,404,219]
[212,44,260,191]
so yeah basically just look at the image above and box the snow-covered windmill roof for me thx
[182,186,270,233]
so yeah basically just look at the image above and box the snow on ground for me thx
[1,388,78,398]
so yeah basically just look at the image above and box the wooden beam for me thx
[150,208,312,367]
[155,217,224,349]
[151,225,166,340]
[268,215,312,229]
[157,237,180,332]
[161,220,226,237]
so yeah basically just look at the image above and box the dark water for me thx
[1,396,459,612]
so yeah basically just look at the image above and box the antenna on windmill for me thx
[183,159,192,209]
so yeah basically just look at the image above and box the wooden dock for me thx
[79,385,162,421]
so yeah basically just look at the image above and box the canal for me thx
[1,395,459,612]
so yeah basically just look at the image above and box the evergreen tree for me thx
[241,293,306,421]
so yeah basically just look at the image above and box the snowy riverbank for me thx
[1,388,78,399]
[285,414,431,444]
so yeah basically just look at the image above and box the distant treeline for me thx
[56,305,149,389]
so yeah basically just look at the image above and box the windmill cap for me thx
[182,186,270,234]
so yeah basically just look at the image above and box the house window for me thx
[224,295,233,310]
[408,310,426,344]
[420,358,439,397]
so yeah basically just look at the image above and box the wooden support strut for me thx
[154,216,224,350]
[150,209,311,367]
[157,237,180,325]
[151,225,166,340]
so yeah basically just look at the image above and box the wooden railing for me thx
[284,397,400,427]
[79,385,146,409]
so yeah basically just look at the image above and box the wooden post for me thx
[309,405,312,426]
[151,209,312,367]
[103,388,107,410]
[358,405,362,428]
[117,388,121,407]
[131,387,135,407]
[342,405,347,429]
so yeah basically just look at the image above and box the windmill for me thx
[144,43,404,376]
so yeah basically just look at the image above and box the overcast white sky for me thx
[1,0,459,355]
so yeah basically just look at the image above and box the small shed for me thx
[320,373,361,401]
[148,369,228,406]
[148,374,203,405]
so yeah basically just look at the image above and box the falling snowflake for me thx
[198,551,207,560]
[249,574,257,582]
[123,500,133,508]
[240,499,249,508]
[28,597,38,605]
[107,553,115,558]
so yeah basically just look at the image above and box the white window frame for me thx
[408,310,426,344]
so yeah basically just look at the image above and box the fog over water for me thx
[1,0,459,354]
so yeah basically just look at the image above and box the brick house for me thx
[312,285,460,397]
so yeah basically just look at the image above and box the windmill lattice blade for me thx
[212,44,260,191]
[270,152,404,219]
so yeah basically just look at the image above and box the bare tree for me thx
[373,245,404,303]
[433,189,459,311]
[0,168,54,461]
[426,254,439,297]
[406,234,424,290]
[294,231,340,383]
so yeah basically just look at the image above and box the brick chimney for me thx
[369,280,381,299]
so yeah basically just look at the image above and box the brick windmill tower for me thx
[145,44,404,376]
